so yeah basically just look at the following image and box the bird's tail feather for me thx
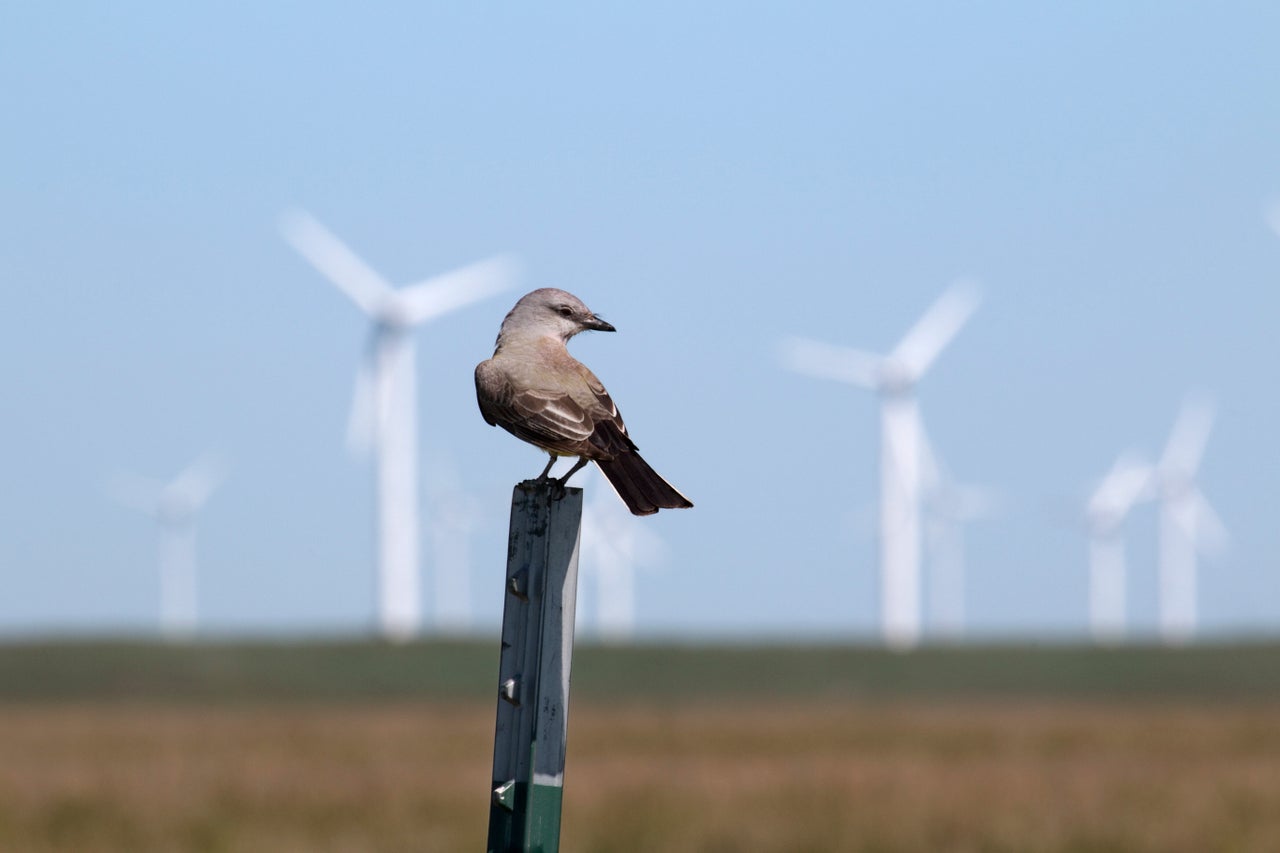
[594,452,693,516]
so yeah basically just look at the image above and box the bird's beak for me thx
[586,315,616,333]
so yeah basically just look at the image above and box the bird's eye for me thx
[557,306,574,318]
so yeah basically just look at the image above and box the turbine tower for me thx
[780,280,981,650]
[281,209,516,642]
[918,431,996,642]
[109,454,225,641]
[1083,451,1151,644]
[425,457,483,635]
[579,469,664,642]
[1153,395,1227,645]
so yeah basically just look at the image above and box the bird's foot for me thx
[536,456,558,483]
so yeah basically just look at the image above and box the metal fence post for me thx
[487,480,583,853]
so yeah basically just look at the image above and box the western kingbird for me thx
[475,288,693,516]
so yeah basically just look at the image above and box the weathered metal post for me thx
[487,480,583,853]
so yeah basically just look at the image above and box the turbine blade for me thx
[1191,489,1230,557]
[890,279,982,379]
[1087,451,1151,518]
[279,208,392,315]
[398,255,520,325]
[167,453,226,508]
[777,336,882,387]
[1159,393,1215,474]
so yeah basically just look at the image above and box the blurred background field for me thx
[7,639,1280,703]
[3,640,1280,852]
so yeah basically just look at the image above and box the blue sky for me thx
[3,3,1278,640]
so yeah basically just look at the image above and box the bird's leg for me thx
[541,457,589,502]
[554,457,589,489]
[536,455,558,482]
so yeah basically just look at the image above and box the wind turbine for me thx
[917,431,997,642]
[1153,395,1228,645]
[425,457,484,635]
[281,209,517,642]
[109,454,225,641]
[579,468,664,642]
[780,280,981,650]
[1083,451,1152,644]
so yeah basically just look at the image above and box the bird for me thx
[475,288,693,516]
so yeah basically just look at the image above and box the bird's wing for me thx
[576,366,637,458]
[476,358,635,458]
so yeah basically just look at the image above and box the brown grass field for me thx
[3,699,1280,852]
[3,641,1280,851]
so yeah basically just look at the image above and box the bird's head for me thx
[497,287,615,346]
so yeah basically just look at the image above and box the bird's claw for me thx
[549,477,569,502]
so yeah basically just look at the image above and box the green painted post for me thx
[487,480,583,853]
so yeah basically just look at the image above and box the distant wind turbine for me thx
[1083,451,1152,644]
[280,209,517,642]
[780,280,982,650]
[1153,395,1228,645]
[579,469,665,642]
[425,457,484,635]
[109,454,225,641]
[918,431,997,642]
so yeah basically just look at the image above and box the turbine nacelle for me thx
[877,358,917,397]
[372,298,418,332]
[155,494,200,526]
